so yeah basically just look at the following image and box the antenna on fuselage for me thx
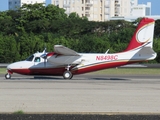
[42,48,47,53]
[43,43,47,53]
[105,49,109,54]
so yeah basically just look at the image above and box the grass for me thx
[13,110,24,114]
[88,68,160,75]
[0,68,6,74]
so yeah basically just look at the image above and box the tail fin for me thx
[125,18,155,51]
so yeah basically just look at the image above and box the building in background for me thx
[8,0,45,10]
[131,2,151,17]
[52,0,108,21]
[51,0,141,21]
[110,1,153,21]
[110,0,138,17]
[9,0,154,21]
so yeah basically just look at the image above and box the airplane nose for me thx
[7,63,17,70]
[7,64,13,70]
[6,64,14,74]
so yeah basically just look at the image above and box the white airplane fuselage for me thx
[7,48,156,76]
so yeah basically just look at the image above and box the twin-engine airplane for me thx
[5,18,157,79]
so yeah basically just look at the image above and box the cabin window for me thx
[34,57,41,62]
[26,55,34,61]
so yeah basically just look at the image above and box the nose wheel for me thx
[5,73,11,79]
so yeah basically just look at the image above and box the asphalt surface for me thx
[0,73,160,119]
[0,114,160,120]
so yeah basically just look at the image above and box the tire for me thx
[63,71,73,79]
[5,73,11,79]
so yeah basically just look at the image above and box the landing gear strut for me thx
[63,65,73,79]
[5,73,11,79]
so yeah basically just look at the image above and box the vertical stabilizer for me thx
[125,18,155,51]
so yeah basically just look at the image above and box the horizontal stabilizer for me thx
[138,47,156,55]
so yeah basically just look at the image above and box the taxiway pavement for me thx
[0,74,160,114]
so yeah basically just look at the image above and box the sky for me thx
[0,0,160,15]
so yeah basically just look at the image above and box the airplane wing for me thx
[54,45,80,56]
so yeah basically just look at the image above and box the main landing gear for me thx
[5,73,11,79]
[63,65,73,79]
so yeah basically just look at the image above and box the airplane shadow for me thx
[8,76,63,80]
[33,76,62,80]
[88,77,130,81]
[6,75,130,81]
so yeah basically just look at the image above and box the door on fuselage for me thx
[34,57,41,65]
[33,56,46,68]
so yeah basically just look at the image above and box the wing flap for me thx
[54,45,80,56]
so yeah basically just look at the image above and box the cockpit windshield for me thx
[26,55,34,61]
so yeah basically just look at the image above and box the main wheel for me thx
[5,73,11,79]
[63,71,73,79]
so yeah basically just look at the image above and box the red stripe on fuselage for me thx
[72,60,139,75]
[10,67,66,76]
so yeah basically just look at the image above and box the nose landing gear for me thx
[5,73,11,79]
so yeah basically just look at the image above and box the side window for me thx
[34,57,41,62]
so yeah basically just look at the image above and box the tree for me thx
[0,5,159,63]
[155,20,160,38]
